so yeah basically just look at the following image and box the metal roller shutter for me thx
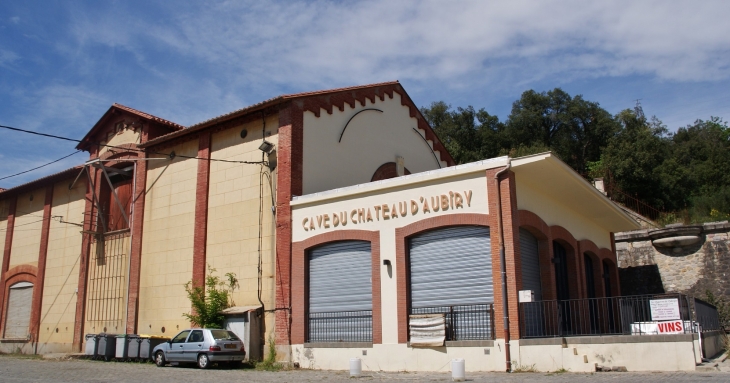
[519,228,542,300]
[409,225,492,307]
[519,229,545,337]
[308,241,372,342]
[5,283,33,339]
[409,226,493,340]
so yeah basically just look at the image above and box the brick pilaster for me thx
[485,168,521,340]
[125,151,148,334]
[192,132,212,289]
[0,196,17,328]
[73,166,97,351]
[275,102,300,346]
[29,186,53,342]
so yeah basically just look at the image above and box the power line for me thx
[0,124,267,165]
[0,151,82,181]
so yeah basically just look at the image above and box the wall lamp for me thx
[258,140,275,154]
[383,259,391,266]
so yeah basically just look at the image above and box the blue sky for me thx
[1,0,729,188]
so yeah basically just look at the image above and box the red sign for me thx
[657,320,684,334]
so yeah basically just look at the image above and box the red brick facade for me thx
[370,162,411,182]
[29,186,53,342]
[515,209,619,312]
[192,132,212,290]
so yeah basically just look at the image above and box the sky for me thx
[1,0,729,188]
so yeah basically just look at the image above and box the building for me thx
[1,81,710,371]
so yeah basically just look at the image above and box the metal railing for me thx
[694,298,721,332]
[307,310,372,343]
[519,294,699,338]
[410,303,494,341]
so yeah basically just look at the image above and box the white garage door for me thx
[5,282,33,339]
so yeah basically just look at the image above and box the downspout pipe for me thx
[494,158,512,372]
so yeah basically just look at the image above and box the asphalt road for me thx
[0,355,727,382]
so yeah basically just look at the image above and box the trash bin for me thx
[139,336,168,361]
[97,333,117,361]
[126,335,141,361]
[84,334,98,356]
[115,334,128,360]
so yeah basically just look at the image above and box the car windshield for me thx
[210,330,240,340]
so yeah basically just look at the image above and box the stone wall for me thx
[615,221,730,301]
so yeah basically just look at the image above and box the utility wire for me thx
[0,124,267,165]
[0,151,82,181]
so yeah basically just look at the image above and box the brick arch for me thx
[517,210,550,240]
[291,229,381,345]
[1,265,37,339]
[370,162,411,182]
[516,210,555,301]
[98,143,141,161]
[394,213,492,343]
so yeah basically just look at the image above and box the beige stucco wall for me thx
[0,199,8,270]
[38,179,86,352]
[292,158,505,345]
[515,178,612,250]
[138,140,198,335]
[302,92,447,195]
[99,128,140,156]
[207,116,278,341]
[9,190,44,269]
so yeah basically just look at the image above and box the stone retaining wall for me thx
[615,221,730,301]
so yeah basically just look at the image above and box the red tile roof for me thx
[0,166,85,197]
[140,81,400,148]
[77,104,184,151]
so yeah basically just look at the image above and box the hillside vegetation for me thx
[421,89,730,224]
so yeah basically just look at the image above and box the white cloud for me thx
[63,0,729,90]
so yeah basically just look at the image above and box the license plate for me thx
[224,344,236,349]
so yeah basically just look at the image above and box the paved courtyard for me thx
[0,355,727,382]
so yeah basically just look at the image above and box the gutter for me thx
[493,158,512,372]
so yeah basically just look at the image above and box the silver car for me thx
[152,328,246,369]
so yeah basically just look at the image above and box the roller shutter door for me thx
[519,229,545,337]
[4,283,33,339]
[519,228,542,300]
[409,226,493,340]
[409,226,492,307]
[308,241,371,342]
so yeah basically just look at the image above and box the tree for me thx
[669,117,730,219]
[599,110,671,209]
[504,88,619,174]
[183,266,239,328]
[420,102,506,164]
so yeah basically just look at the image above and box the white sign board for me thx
[650,298,681,321]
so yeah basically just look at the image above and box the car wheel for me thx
[154,351,166,367]
[197,353,210,369]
